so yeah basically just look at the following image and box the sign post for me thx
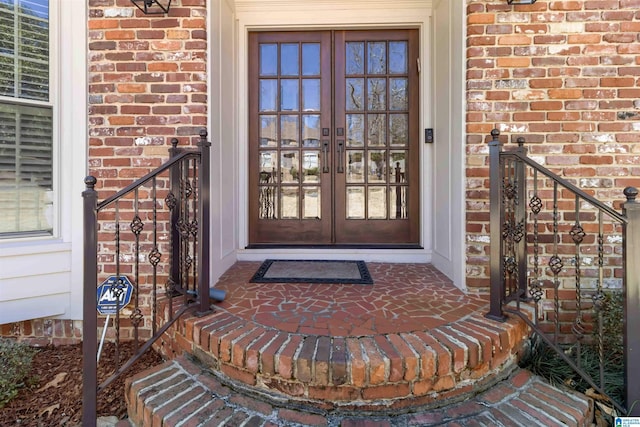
[96,276,134,362]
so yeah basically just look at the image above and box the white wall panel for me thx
[430,0,466,290]
[0,294,69,324]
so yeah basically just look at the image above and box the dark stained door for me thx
[248,29,420,245]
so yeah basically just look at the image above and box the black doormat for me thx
[250,259,373,285]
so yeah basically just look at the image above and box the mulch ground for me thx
[0,341,164,426]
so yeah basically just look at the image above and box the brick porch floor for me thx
[125,262,593,426]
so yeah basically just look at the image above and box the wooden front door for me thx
[248,29,419,246]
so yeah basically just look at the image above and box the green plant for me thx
[0,338,38,408]
[519,290,625,406]
[600,290,624,355]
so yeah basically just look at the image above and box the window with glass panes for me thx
[0,0,52,237]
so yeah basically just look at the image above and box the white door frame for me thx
[233,0,435,264]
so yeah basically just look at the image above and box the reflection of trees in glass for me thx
[346,42,364,75]
[349,152,363,163]
[0,0,50,100]
[367,42,386,74]
[389,114,408,146]
[370,152,384,163]
[391,152,405,163]
[346,79,363,110]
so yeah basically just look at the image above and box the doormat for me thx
[250,259,373,285]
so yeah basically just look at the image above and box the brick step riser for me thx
[125,357,595,427]
[156,311,529,409]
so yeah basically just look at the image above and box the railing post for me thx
[197,129,212,315]
[168,138,181,294]
[515,137,528,300]
[82,176,98,427]
[486,129,507,322]
[623,186,640,415]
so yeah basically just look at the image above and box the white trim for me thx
[235,0,431,6]
[452,1,467,290]
[237,248,431,264]
[429,0,466,289]
[63,0,89,319]
[208,0,240,283]
[234,0,434,263]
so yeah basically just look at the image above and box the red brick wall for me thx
[0,320,83,346]
[4,0,637,347]
[85,0,209,344]
[88,0,208,196]
[465,0,640,291]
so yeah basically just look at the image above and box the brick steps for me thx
[160,310,530,410]
[125,355,594,427]
[133,264,593,426]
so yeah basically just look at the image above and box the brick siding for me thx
[3,0,636,349]
[84,0,209,344]
[465,0,640,292]
[0,320,83,346]
[87,0,208,196]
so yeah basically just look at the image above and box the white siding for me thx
[0,2,87,323]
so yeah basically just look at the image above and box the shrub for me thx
[519,290,625,419]
[0,338,38,408]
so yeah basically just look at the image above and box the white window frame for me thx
[0,0,59,240]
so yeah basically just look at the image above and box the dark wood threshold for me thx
[245,243,423,250]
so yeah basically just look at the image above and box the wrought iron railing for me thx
[81,129,212,425]
[486,129,640,416]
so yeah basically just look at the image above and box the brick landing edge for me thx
[158,309,531,410]
[125,355,594,427]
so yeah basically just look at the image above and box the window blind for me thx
[0,0,50,101]
[0,0,52,236]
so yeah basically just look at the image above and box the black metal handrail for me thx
[486,129,639,416]
[82,129,212,425]
[98,149,198,209]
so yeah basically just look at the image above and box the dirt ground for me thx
[0,341,164,426]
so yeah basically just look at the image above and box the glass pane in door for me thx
[281,115,299,147]
[389,41,408,74]
[339,31,416,239]
[260,44,277,75]
[281,43,299,76]
[303,187,321,219]
[347,187,365,219]
[252,32,331,243]
[251,30,418,245]
[281,187,299,219]
[346,42,364,74]
[260,115,276,147]
[368,186,386,219]
[302,43,320,75]
[259,80,277,111]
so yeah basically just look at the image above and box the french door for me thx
[248,29,420,245]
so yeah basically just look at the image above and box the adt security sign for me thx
[96,276,134,315]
